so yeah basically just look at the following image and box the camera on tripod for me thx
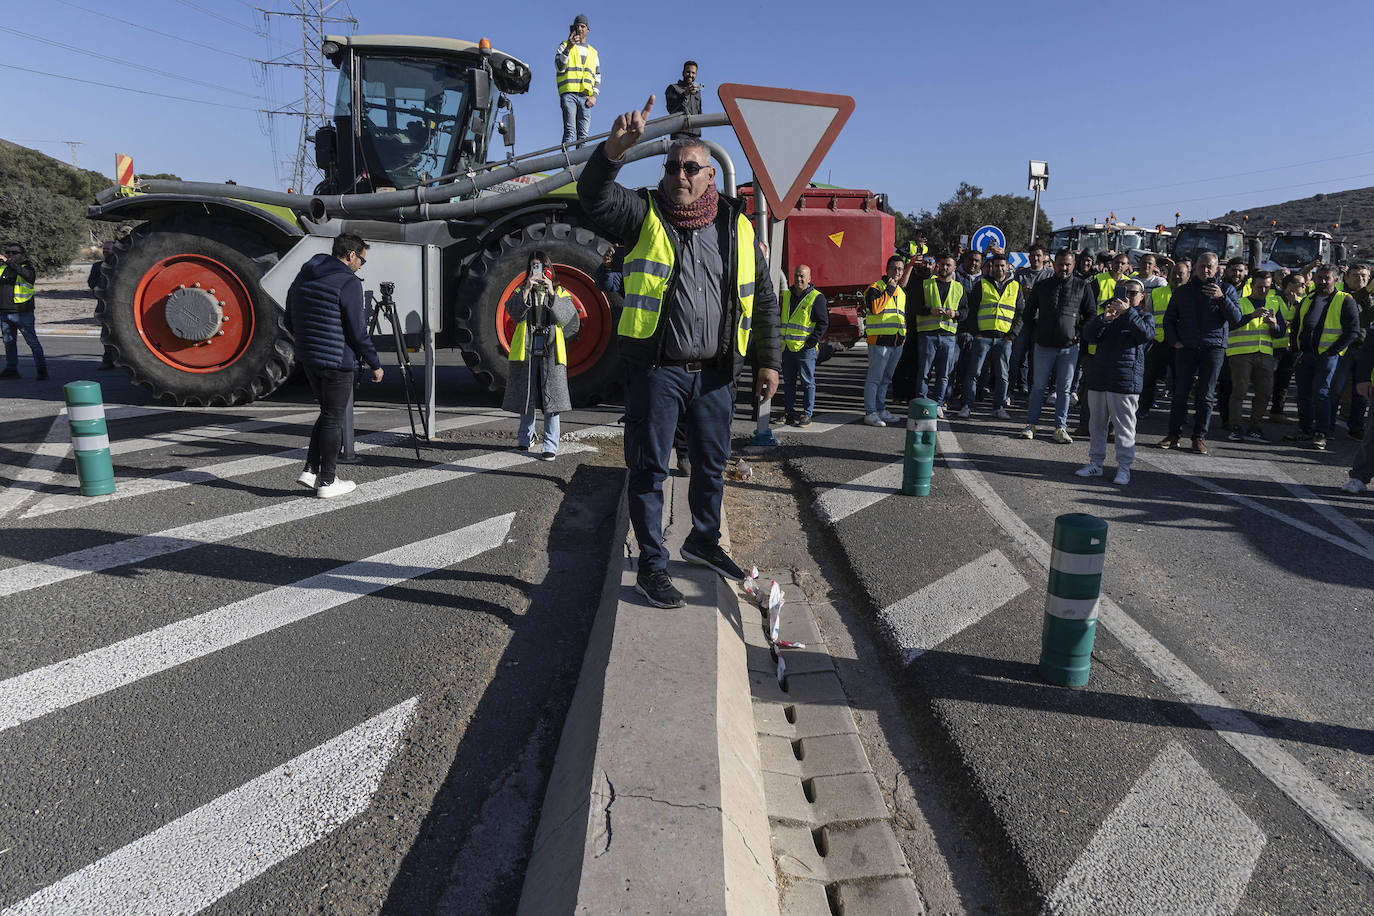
[365,278,428,456]
[379,281,396,299]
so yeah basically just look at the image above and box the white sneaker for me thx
[994,407,1011,420]
[957,405,972,419]
[1053,427,1074,444]
[1114,468,1131,485]
[936,405,946,418]
[1075,464,1103,477]
[296,469,317,489]
[315,478,357,498]
[864,412,886,427]
[1070,392,1080,406]
[1341,477,1367,494]
[1019,426,1034,440]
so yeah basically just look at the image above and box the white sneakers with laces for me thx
[316,478,357,499]
[864,413,886,427]
[1075,464,1103,477]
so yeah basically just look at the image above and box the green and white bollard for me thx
[1039,513,1107,687]
[903,397,938,496]
[63,381,116,496]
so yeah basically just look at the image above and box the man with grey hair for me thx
[1076,278,1153,484]
[1157,251,1242,454]
[579,96,780,608]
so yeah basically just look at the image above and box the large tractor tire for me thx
[456,219,619,406]
[96,220,293,406]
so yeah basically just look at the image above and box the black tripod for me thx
[367,282,428,459]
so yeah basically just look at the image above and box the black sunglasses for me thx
[664,160,709,176]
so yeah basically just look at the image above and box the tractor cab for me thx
[1049,224,1110,256]
[1264,229,1335,270]
[1172,221,1248,264]
[314,34,531,195]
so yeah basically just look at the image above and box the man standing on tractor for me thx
[0,241,45,381]
[578,95,780,609]
[665,60,702,139]
[554,14,600,145]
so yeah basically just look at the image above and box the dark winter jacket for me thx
[284,253,380,371]
[960,276,1025,340]
[578,144,780,375]
[0,258,37,313]
[1355,326,1374,386]
[1025,274,1097,348]
[1081,306,1155,394]
[1163,276,1242,350]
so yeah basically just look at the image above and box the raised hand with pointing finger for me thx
[606,95,655,159]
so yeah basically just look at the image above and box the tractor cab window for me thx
[1269,236,1324,269]
[345,55,468,188]
[1116,231,1144,251]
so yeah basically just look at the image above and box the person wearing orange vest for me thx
[1224,271,1286,443]
[958,253,1022,420]
[1285,265,1360,450]
[554,14,600,145]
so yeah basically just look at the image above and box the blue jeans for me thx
[516,358,561,453]
[1,311,46,372]
[560,92,592,144]
[915,334,958,406]
[1329,347,1369,433]
[865,342,904,414]
[1009,324,1034,390]
[624,363,733,571]
[1026,343,1079,429]
[1295,351,1341,436]
[964,336,1012,410]
[781,346,818,417]
[1168,346,1226,440]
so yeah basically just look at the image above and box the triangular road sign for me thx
[718,83,854,216]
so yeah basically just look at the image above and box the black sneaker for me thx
[681,540,747,580]
[0,368,17,379]
[635,568,685,608]
[1283,431,1312,442]
[1227,428,1245,442]
[797,414,812,427]
[36,368,48,380]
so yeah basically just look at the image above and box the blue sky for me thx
[9,0,1372,235]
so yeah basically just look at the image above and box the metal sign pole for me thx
[1030,185,1042,249]
[423,245,439,437]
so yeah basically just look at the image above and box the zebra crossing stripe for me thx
[0,413,67,518]
[107,408,326,457]
[0,513,513,732]
[1043,743,1265,915]
[0,697,418,916]
[0,444,589,598]
[877,549,1029,664]
[813,461,903,524]
[20,411,505,519]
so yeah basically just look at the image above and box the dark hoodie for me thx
[285,252,380,371]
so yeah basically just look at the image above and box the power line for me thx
[1049,171,1374,224]
[0,62,264,112]
[50,0,257,61]
[0,25,260,99]
[1051,150,1374,205]
[172,0,262,35]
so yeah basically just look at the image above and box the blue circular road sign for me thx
[971,225,1006,252]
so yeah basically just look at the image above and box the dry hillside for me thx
[1216,186,1374,260]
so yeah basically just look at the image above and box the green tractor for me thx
[88,34,724,407]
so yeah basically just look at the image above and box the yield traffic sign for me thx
[717,83,855,215]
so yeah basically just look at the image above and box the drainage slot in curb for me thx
[811,826,829,858]
[791,738,805,761]
[801,777,817,804]
[825,882,844,915]
[783,704,797,724]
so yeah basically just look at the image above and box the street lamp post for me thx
[1028,160,1049,249]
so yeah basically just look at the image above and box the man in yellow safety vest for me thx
[554,14,600,145]
[0,241,45,380]
[1285,264,1360,450]
[1224,271,1286,443]
[863,253,916,425]
[958,252,1022,420]
[779,264,829,426]
[578,96,780,608]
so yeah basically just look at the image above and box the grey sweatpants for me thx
[1087,390,1139,471]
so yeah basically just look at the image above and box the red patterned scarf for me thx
[653,184,718,231]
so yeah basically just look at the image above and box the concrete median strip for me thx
[519,475,778,914]
[1,697,417,916]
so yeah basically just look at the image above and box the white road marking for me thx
[1267,466,1374,557]
[0,443,590,598]
[1043,742,1266,916]
[21,412,504,519]
[775,412,859,435]
[878,549,1029,664]
[0,413,67,518]
[0,697,418,916]
[1135,453,1374,562]
[106,408,328,457]
[937,427,1374,876]
[0,514,512,732]
[813,461,903,524]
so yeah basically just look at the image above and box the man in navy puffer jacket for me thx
[285,233,383,498]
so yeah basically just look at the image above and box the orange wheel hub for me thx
[133,254,255,372]
[495,266,611,378]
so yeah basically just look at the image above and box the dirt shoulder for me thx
[33,262,101,327]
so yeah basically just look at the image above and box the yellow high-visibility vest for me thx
[556,42,599,96]
[914,278,960,334]
[1227,292,1285,357]
[1296,290,1354,355]
[865,281,906,337]
[508,285,570,365]
[780,287,821,352]
[1272,296,1297,350]
[620,194,755,358]
[976,278,1018,334]
[6,267,34,305]
[1150,286,1173,343]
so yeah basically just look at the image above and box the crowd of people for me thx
[851,242,1374,493]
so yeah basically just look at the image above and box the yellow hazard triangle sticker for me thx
[828,231,844,248]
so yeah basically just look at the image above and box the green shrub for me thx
[0,185,88,274]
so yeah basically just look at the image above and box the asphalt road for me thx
[772,345,1373,913]
[0,335,624,915]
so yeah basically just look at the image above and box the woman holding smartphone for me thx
[503,250,580,460]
